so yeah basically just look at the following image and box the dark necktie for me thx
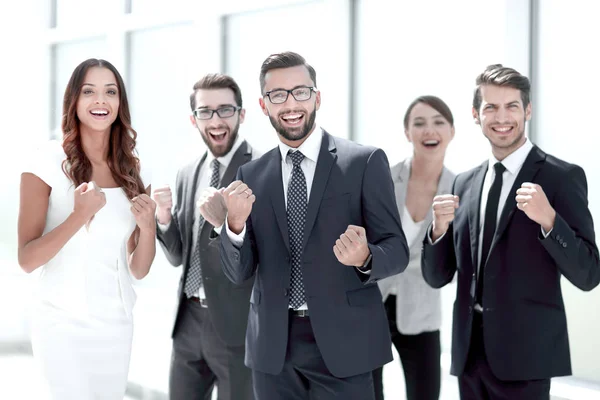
[287,150,307,309]
[184,158,221,298]
[476,162,506,305]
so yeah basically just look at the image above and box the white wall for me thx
[533,0,600,382]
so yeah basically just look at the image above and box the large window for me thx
[224,0,351,153]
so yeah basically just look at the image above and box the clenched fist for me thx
[131,194,157,232]
[431,194,459,241]
[516,182,556,232]
[223,180,255,234]
[197,187,227,228]
[73,181,106,226]
[333,225,370,267]
[152,185,173,225]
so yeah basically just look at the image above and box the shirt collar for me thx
[206,134,244,168]
[489,137,533,175]
[278,126,323,163]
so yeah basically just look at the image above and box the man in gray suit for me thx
[153,73,256,400]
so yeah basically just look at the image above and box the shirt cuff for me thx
[225,217,246,246]
[356,254,373,274]
[428,225,446,244]
[157,220,171,232]
[213,224,223,235]
[541,226,553,238]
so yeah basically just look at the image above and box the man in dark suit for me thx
[422,64,600,399]
[215,51,409,399]
[153,73,257,400]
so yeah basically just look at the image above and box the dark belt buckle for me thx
[292,309,309,318]
[189,296,208,308]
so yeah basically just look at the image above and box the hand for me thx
[197,187,227,227]
[131,193,157,232]
[431,194,459,241]
[333,225,370,267]
[152,185,173,225]
[73,181,106,225]
[516,182,556,232]
[223,180,255,234]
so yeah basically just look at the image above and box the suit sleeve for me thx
[540,165,600,291]
[220,167,258,284]
[361,149,409,284]
[156,170,184,267]
[421,177,458,288]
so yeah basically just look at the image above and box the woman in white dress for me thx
[373,96,456,400]
[17,58,156,400]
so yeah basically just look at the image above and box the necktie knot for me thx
[494,162,506,176]
[288,150,305,167]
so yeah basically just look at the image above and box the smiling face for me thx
[75,67,120,134]
[259,65,321,148]
[405,102,454,159]
[473,84,531,160]
[190,88,245,158]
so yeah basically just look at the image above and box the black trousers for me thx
[458,312,550,400]
[252,310,375,400]
[372,295,441,400]
[169,299,254,400]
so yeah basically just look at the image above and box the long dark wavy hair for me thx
[61,58,145,200]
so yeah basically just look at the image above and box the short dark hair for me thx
[259,51,317,95]
[472,64,531,112]
[403,95,454,130]
[190,73,243,111]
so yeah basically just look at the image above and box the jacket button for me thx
[562,242,567,248]
[233,253,239,261]
[556,235,561,241]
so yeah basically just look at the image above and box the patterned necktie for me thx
[476,161,506,305]
[287,150,307,309]
[184,158,221,298]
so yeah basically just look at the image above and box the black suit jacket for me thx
[220,131,409,378]
[157,140,255,346]
[422,145,600,381]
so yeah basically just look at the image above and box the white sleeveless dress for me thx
[24,141,151,400]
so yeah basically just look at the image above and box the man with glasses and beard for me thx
[215,51,409,399]
[153,73,258,400]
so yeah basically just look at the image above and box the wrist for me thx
[156,209,171,225]
[227,216,245,234]
[541,210,556,233]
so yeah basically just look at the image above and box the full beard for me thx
[269,108,317,143]
[200,122,240,158]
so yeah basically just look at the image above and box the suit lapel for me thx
[468,161,488,269]
[393,159,410,218]
[221,140,252,187]
[185,153,207,232]
[492,146,545,248]
[267,149,290,253]
[302,131,337,251]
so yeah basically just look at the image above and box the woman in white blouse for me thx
[373,96,456,400]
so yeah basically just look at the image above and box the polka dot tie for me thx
[287,150,307,309]
[184,158,221,298]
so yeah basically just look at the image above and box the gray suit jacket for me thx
[378,158,454,334]
[157,140,256,346]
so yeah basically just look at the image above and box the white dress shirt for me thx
[159,135,244,299]
[226,127,324,310]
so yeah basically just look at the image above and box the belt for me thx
[188,296,208,308]
[290,309,309,318]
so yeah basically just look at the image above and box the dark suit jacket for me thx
[220,131,409,378]
[157,140,255,346]
[422,145,600,381]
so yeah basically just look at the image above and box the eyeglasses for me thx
[193,105,241,120]
[264,86,316,104]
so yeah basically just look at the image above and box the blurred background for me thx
[0,0,599,398]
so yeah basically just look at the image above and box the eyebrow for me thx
[413,113,443,120]
[82,83,118,87]
[196,104,235,109]
[267,85,311,92]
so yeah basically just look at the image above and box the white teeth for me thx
[210,130,226,136]
[91,109,108,115]
[282,114,302,120]
[494,126,512,132]
[423,140,439,145]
